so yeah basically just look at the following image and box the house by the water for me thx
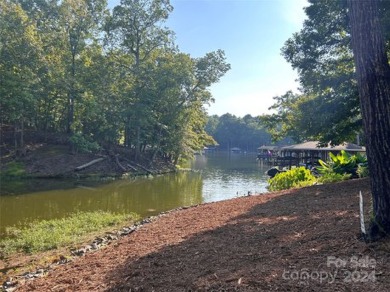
[258,141,366,169]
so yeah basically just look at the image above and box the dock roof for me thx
[281,141,365,152]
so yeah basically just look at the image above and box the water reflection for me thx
[0,152,269,235]
[192,152,269,202]
[0,172,203,235]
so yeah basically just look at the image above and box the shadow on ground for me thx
[104,179,390,291]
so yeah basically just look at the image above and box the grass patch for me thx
[0,161,26,178]
[0,211,139,256]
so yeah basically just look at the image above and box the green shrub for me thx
[70,133,101,153]
[268,167,316,191]
[357,163,369,178]
[317,172,351,183]
[0,211,139,256]
[317,150,367,177]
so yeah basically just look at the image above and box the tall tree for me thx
[260,91,308,143]
[348,0,390,238]
[263,0,389,145]
[279,0,361,144]
[0,0,43,150]
[14,0,70,135]
[0,0,229,163]
[109,0,174,160]
[58,0,108,135]
[143,49,230,162]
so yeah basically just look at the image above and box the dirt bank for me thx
[0,144,176,179]
[8,177,390,291]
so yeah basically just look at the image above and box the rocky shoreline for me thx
[2,222,147,292]
[1,205,195,292]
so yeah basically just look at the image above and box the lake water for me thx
[0,152,270,236]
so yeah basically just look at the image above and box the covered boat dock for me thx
[258,141,366,169]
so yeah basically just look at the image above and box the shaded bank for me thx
[0,144,176,179]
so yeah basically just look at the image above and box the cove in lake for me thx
[0,152,270,236]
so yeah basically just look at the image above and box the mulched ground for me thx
[13,178,390,291]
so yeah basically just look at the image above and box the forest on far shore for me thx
[205,114,290,152]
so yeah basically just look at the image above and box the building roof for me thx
[281,141,365,152]
[257,145,281,151]
[330,142,366,151]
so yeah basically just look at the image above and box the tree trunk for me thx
[135,125,141,162]
[20,118,24,152]
[14,121,18,152]
[348,0,390,238]
[68,92,74,135]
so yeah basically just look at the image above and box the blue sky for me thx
[108,0,308,117]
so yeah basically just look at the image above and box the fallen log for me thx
[118,156,150,173]
[119,156,138,171]
[75,157,105,171]
[115,155,127,172]
[133,162,155,174]
[126,163,138,171]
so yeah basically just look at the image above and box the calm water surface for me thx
[0,152,270,235]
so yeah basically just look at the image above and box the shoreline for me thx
[7,177,390,291]
[0,144,177,180]
[1,197,245,289]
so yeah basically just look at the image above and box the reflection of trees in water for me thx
[0,172,204,235]
[1,153,267,234]
[0,179,103,196]
[195,152,267,182]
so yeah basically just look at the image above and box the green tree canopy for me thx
[262,0,390,145]
[0,0,230,163]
